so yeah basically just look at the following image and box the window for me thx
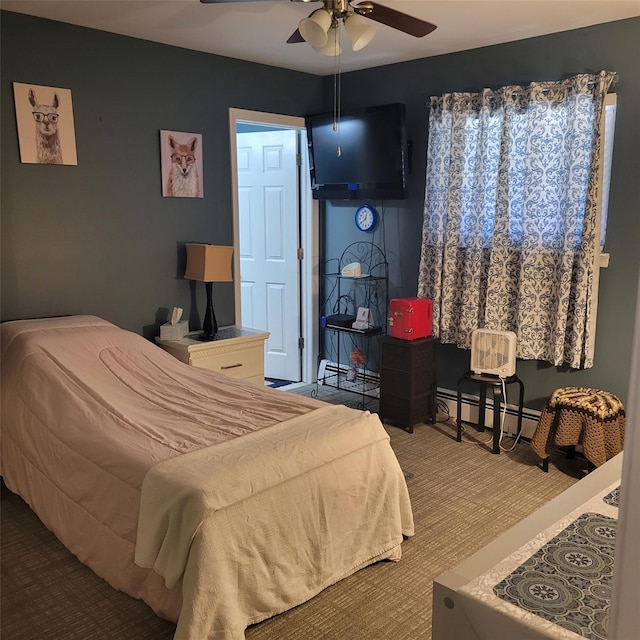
[418,71,617,369]
[599,93,617,252]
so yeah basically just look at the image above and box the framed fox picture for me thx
[160,130,204,198]
[13,82,78,165]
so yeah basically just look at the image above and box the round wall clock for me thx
[354,205,378,232]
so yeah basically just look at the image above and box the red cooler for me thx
[388,297,432,340]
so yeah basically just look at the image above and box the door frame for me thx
[228,108,319,384]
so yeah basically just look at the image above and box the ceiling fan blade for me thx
[200,0,305,42]
[287,28,306,44]
[355,2,437,37]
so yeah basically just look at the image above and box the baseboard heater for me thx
[316,360,541,438]
[437,386,541,440]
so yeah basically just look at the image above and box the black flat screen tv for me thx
[305,103,408,200]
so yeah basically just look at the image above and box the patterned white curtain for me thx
[418,71,616,369]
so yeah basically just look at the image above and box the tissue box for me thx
[160,320,189,341]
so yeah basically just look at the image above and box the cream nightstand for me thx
[156,326,270,385]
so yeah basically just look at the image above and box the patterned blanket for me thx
[531,387,625,467]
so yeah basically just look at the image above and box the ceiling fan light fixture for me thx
[311,25,341,56]
[344,12,377,51]
[299,9,332,48]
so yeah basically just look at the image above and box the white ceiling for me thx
[3,0,639,76]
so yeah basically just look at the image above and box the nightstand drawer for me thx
[155,326,269,385]
[190,343,263,380]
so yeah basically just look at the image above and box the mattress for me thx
[0,315,414,639]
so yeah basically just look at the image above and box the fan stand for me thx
[456,371,525,455]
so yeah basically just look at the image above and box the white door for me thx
[237,129,300,382]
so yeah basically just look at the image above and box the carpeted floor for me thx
[1,383,584,640]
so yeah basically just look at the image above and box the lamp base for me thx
[199,281,219,342]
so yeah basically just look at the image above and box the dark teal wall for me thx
[322,18,640,408]
[2,11,638,409]
[0,11,323,338]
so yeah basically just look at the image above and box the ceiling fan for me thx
[200,0,437,56]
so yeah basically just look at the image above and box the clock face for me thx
[355,205,377,232]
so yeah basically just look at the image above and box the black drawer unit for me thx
[380,335,438,433]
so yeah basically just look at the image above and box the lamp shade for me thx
[312,25,341,56]
[299,9,332,48]
[344,12,377,51]
[184,243,233,282]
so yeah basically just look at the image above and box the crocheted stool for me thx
[531,387,625,472]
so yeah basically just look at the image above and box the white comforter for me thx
[1,315,414,640]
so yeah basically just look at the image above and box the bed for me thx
[1,315,414,640]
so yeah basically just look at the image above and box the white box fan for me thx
[470,329,517,378]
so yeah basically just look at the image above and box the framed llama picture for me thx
[160,130,204,198]
[13,82,78,165]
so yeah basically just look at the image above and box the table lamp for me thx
[184,243,234,341]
